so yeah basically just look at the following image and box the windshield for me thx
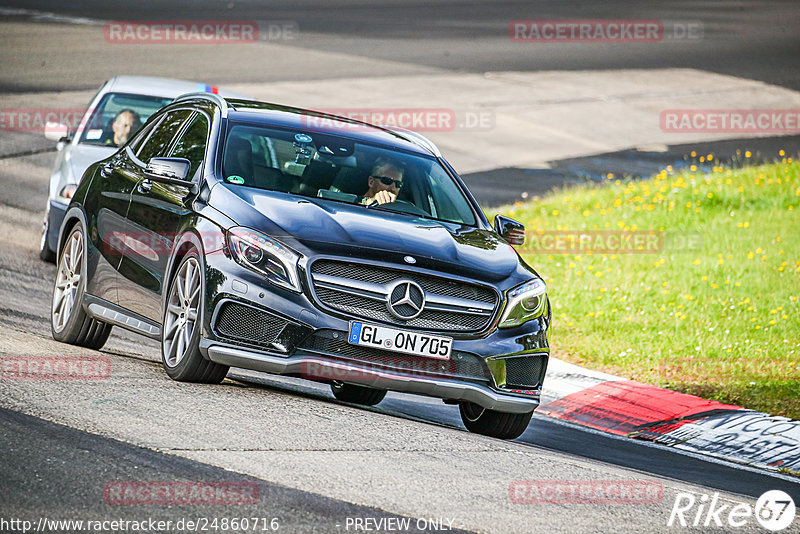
[79,92,174,147]
[222,124,477,226]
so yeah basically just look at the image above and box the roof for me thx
[104,75,251,100]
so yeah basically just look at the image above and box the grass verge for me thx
[489,155,800,419]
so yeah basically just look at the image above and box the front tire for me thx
[161,251,228,383]
[459,401,533,440]
[51,224,112,349]
[330,381,387,406]
[39,212,56,262]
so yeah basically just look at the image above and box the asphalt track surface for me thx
[1,2,800,533]
[0,0,799,92]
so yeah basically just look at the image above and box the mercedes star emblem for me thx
[386,280,425,320]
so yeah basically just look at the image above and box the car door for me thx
[117,109,209,322]
[82,115,163,305]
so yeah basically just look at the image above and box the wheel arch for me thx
[162,228,207,314]
[57,207,88,259]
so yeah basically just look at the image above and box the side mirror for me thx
[494,215,526,245]
[145,157,191,183]
[45,121,70,143]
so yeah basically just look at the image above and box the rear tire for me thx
[459,401,533,440]
[51,224,112,349]
[161,250,228,383]
[331,381,387,406]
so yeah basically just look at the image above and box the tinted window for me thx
[222,124,477,226]
[136,109,193,164]
[79,92,173,147]
[126,115,163,154]
[169,113,209,179]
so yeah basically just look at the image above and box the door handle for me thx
[137,179,153,194]
[100,163,113,177]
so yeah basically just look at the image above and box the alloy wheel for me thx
[52,230,83,332]
[163,257,201,367]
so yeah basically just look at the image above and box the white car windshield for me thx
[79,92,173,147]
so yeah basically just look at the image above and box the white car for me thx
[40,75,248,261]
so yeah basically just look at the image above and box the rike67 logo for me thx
[669,490,795,531]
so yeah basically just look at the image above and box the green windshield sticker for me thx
[226,175,245,185]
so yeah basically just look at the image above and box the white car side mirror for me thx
[45,121,69,142]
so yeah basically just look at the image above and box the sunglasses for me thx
[373,175,404,188]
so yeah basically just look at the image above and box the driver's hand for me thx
[369,190,397,205]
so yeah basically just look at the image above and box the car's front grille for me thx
[297,330,492,383]
[214,301,286,345]
[309,260,498,333]
[504,356,548,389]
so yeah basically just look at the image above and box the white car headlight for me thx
[498,278,547,328]
[227,227,302,292]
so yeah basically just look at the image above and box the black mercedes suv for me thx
[51,93,550,439]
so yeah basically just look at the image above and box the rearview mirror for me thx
[494,215,525,245]
[145,157,191,182]
[44,121,69,142]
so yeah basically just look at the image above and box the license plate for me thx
[348,321,453,360]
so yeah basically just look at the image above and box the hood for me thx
[209,184,525,283]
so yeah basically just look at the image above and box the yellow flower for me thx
[745,151,751,158]
[692,259,700,265]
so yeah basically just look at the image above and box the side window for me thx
[136,109,193,164]
[169,113,210,180]
[126,115,162,154]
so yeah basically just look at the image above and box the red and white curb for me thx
[540,358,800,475]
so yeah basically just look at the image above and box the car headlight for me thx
[227,227,302,292]
[498,279,547,328]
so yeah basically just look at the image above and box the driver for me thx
[361,158,404,205]
[104,109,140,147]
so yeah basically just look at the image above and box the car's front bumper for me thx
[201,250,550,413]
[201,339,539,413]
[47,199,69,253]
